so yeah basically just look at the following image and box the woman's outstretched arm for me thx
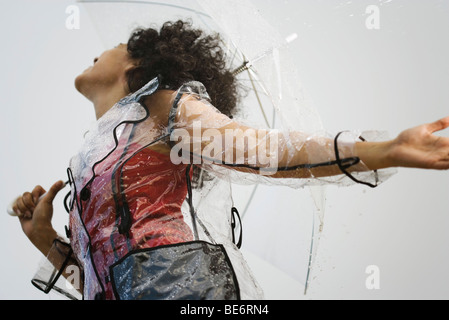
[172,95,449,182]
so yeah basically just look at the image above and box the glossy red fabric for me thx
[70,136,193,299]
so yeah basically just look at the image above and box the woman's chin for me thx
[74,74,83,93]
[74,72,91,96]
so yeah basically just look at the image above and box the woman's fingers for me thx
[31,185,46,204]
[22,192,35,211]
[424,117,449,170]
[13,185,46,218]
[40,180,65,204]
[11,181,65,220]
[15,193,33,218]
[12,196,24,217]
[428,116,449,134]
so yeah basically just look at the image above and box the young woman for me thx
[12,20,449,300]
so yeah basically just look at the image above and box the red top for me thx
[71,141,193,299]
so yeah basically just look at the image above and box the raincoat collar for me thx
[69,77,161,188]
[117,76,160,107]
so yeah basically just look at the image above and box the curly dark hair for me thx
[126,20,239,118]
[126,20,240,188]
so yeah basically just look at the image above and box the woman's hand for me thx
[13,180,66,256]
[389,116,449,170]
[355,117,449,171]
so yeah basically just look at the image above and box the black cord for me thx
[334,132,378,188]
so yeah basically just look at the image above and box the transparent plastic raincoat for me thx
[31,76,394,300]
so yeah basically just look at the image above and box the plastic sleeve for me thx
[169,90,396,188]
[31,237,83,300]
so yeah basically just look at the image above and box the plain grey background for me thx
[0,0,448,300]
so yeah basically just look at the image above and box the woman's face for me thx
[75,43,135,99]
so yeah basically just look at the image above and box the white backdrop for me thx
[0,0,448,300]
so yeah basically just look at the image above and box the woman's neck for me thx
[91,83,130,120]
[143,90,176,124]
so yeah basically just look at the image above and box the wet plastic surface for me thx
[32,77,394,300]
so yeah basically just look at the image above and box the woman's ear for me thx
[122,63,137,93]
